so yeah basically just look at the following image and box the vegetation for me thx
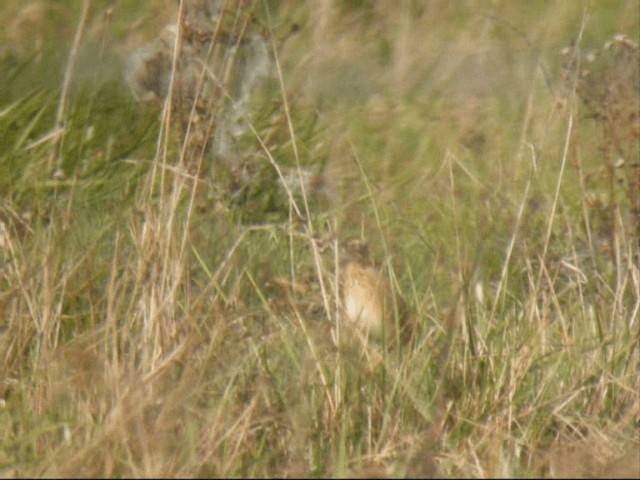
[0,0,638,477]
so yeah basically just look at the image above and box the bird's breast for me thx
[342,264,385,336]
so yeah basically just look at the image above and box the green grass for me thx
[0,0,638,477]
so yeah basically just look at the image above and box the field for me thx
[0,0,638,477]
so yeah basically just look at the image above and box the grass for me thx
[0,0,638,477]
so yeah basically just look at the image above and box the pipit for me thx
[340,237,404,345]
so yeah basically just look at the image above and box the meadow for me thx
[0,0,638,477]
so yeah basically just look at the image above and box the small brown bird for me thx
[340,237,404,345]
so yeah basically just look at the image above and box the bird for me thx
[340,237,405,346]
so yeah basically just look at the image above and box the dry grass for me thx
[0,0,638,477]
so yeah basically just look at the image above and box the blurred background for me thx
[0,1,638,477]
